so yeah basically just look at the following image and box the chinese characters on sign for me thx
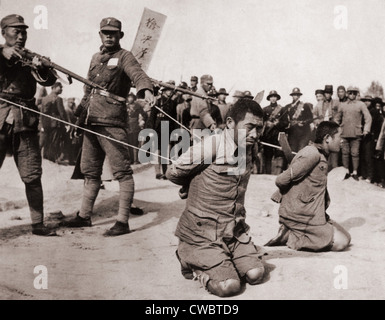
[131,7,167,72]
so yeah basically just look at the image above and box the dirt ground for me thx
[1,156,385,300]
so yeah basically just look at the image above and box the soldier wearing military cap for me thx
[334,86,372,180]
[0,14,58,236]
[63,17,156,236]
[261,90,287,174]
[282,88,313,153]
[189,74,217,140]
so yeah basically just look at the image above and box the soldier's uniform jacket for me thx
[0,44,56,132]
[334,99,372,138]
[276,144,330,226]
[79,45,153,128]
[166,129,253,245]
[189,86,215,130]
[261,103,287,143]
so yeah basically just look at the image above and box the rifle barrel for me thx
[151,78,218,102]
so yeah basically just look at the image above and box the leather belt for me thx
[91,88,126,103]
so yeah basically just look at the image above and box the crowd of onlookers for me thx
[36,76,385,188]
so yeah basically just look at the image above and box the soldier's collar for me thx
[100,45,121,54]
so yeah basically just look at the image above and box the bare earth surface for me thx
[1,156,385,300]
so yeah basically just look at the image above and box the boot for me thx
[61,211,92,228]
[32,222,57,236]
[264,223,289,246]
[103,221,130,237]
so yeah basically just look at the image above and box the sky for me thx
[1,0,385,106]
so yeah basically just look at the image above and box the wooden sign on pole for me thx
[131,7,167,72]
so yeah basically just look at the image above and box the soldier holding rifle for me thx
[0,14,58,236]
[62,17,156,237]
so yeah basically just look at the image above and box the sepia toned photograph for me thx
[0,0,384,303]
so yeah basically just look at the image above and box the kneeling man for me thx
[166,98,265,297]
[266,121,351,251]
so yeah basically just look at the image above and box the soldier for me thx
[189,74,216,141]
[189,76,198,92]
[261,90,288,175]
[334,86,372,181]
[266,121,351,252]
[0,14,58,236]
[283,88,313,153]
[216,88,230,125]
[166,98,265,297]
[62,17,155,236]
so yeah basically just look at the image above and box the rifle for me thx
[151,78,218,102]
[19,49,216,104]
[19,48,106,91]
[289,115,323,127]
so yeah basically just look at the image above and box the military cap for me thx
[315,89,324,95]
[217,88,229,96]
[1,14,29,29]
[100,17,122,31]
[290,87,303,96]
[190,76,198,81]
[267,90,281,101]
[346,86,360,93]
[324,85,333,94]
[243,91,253,99]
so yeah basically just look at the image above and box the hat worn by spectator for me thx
[290,87,303,96]
[346,86,360,93]
[217,88,229,96]
[267,90,281,101]
[100,17,122,31]
[1,14,29,29]
[191,76,198,82]
[361,95,373,102]
[243,91,253,99]
[337,85,346,92]
[372,97,384,106]
[324,85,333,94]
[315,89,324,95]
[232,90,244,98]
